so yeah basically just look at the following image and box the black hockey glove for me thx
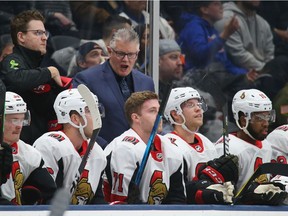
[197,154,239,184]
[0,142,13,185]
[186,179,235,204]
[238,181,287,205]
[21,185,43,205]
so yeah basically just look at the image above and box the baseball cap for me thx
[159,39,181,56]
[78,42,102,57]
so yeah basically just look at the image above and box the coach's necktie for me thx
[120,77,131,101]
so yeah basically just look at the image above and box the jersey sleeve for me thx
[109,142,138,202]
[33,136,60,181]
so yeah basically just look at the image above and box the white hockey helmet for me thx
[5,91,30,126]
[164,87,207,125]
[54,88,98,124]
[5,91,27,114]
[232,89,275,131]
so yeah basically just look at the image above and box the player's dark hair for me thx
[10,10,45,45]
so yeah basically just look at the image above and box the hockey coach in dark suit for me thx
[73,28,155,144]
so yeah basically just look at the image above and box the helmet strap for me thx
[79,123,88,141]
[174,112,199,134]
[236,117,256,140]
[69,114,88,140]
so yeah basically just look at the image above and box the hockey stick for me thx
[234,163,288,204]
[49,188,70,216]
[70,84,102,196]
[134,83,172,186]
[222,102,229,156]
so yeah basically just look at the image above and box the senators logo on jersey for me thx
[71,170,94,205]
[11,161,24,205]
[148,170,167,204]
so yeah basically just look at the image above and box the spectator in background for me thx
[34,1,78,37]
[158,39,183,101]
[119,0,175,39]
[1,91,56,205]
[0,1,33,36]
[134,24,149,72]
[51,15,132,76]
[70,1,111,39]
[73,28,154,143]
[215,0,288,109]
[101,15,132,55]
[68,41,106,77]
[177,1,255,118]
[0,10,71,144]
[158,39,183,134]
[215,1,273,72]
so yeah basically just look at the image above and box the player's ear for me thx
[131,113,139,122]
[70,112,81,125]
[239,115,247,127]
[170,110,180,122]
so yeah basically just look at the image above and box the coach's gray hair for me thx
[109,28,139,49]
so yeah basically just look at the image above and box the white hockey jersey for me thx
[266,125,288,164]
[1,140,48,204]
[33,131,106,205]
[104,129,186,204]
[215,133,273,192]
[164,132,218,181]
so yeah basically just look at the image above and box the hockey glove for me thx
[187,179,235,204]
[239,181,287,205]
[21,185,43,205]
[0,142,13,185]
[197,154,239,184]
[271,175,288,205]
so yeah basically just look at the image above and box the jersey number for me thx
[113,172,124,192]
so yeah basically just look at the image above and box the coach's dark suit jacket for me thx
[73,61,155,144]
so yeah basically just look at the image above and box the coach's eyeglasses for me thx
[22,29,50,38]
[111,48,138,59]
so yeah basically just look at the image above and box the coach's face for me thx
[108,40,139,77]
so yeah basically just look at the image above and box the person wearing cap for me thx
[158,39,183,102]
[1,91,56,205]
[69,42,106,77]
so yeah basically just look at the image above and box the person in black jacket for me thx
[0,10,71,145]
